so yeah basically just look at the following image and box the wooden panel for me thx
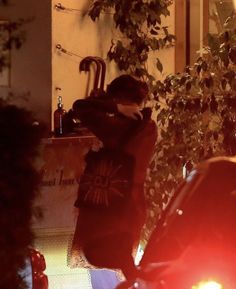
[175,0,187,73]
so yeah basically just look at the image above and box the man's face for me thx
[113,96,143,108]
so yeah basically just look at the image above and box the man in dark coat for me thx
[70,74,157,279]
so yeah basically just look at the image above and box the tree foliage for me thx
[144,27,236,240]
[87,0,174,81]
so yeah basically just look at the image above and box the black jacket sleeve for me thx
[72,98,141,147]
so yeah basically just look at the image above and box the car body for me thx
[117,156,236,289]
[20,248,48,289]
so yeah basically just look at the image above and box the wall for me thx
[0,0,51,129]
[0,1,175,131]
[52,0,118,120]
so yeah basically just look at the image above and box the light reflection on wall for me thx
[34,233,92,289]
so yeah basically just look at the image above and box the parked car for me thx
[20,248,48,289]
[117,156,236,289]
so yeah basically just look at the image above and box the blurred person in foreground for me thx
[0,99,44,289]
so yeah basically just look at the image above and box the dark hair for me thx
[106,74,148,104]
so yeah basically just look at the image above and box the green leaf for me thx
[88,1,103,21]
[219,50,230,67]
[229,47,236,64]
[186,80,192,91]
[201,61,208,71]
[161,7,170,17]
[162,26,169,36]
[156,58,163,73]
[149,38,160,50]
[150,28,158,35]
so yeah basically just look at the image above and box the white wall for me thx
[0,0,52,130]
[0,1,175,131]
[52,0,118,118]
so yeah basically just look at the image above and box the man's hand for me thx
[117,103,143,120]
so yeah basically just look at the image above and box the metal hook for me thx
[56,44,67,54]
[56,44,62,50]
[54,3,65,10]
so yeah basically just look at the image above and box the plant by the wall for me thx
[87,0,174,85]
[143,26,236,240]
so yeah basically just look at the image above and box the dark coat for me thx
[70,98,157,270]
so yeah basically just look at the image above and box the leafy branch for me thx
[144,27,236,240]
[87,0,175,82]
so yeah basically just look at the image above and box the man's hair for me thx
[106,74,148,104]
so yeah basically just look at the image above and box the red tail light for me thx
[192,280,223,289]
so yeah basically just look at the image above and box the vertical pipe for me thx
[202,0,209,47]
[186,0,190,66]
[200,0,203,55]
[175,0,187,73]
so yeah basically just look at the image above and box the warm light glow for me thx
[234,0,236,11]
[192,280,223,289]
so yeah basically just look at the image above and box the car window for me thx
[141,168,206,264]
